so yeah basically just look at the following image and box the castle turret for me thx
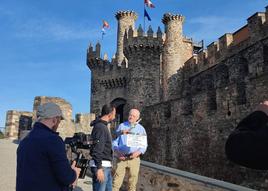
[162,13,193,100]
[95,42,101,58]
[123,25,163,109]
[115,11,137,66]
[87,42,101,62]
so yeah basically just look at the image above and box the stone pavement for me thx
[0,139,92,191]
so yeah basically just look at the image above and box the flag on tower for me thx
[102,20,110,29]
[144,8,151,21]
[144,0,155,8]
[101,20,109,39]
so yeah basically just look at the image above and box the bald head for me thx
[128,109,140,124]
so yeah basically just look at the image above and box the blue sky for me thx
[0,0,267,130]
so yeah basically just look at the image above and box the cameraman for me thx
[16,102,81,191]
[225,100,268,169]
[89,104,116,191]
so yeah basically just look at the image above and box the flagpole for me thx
[143,1,145,33]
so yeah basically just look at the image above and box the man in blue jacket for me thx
[16,102,81,191]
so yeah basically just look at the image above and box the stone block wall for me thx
[142,71,268,190]
[75,113,95,134]
[136,161,255,191]
[5,111,32,139]
[5,96,95,140]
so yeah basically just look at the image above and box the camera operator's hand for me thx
[71,161,81,187]
[97,168,105,183]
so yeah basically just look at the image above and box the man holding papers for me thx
[112,108,147,191]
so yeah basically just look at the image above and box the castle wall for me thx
[142,34,268,190]
[88,6,268,189]
[186,8,268,78]
[137,161,253,191]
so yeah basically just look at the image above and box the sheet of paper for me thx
[126,134,147,148]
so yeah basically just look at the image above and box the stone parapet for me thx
[123,26,163,57]
[184,7,268,76]
[137,161,255,191]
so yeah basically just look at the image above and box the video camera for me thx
[64,132,91,179]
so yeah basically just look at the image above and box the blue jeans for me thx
[91,167,112,191]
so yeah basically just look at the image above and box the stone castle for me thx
[88,11,203,119]
[87,6,268,190]
[5,96,95,139]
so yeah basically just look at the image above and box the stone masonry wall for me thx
[5,111,32,139]
[5,96,95,140]
[75,113,95,134]
[136,161,254,191]
[142,50,268,190]
[124,26,163,109]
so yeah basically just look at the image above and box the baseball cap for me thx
[37,102,64,120]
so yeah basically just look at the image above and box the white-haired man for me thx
[112,108,147,191]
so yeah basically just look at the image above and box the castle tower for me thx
[115,11,137,66]
[123,25,163,110]
[162,13,193,100]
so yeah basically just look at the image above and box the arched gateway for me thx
[111,98,126,127]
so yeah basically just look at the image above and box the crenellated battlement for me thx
[115,10,137,20]
[182,6,268,76]
[123,25,163,55]
[162,13,184,24]
[87,42,101,60]
[87,56,128,72]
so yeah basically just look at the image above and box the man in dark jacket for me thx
[16,102,81,191]
[90,104,116,191]
[225,100,268,170]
